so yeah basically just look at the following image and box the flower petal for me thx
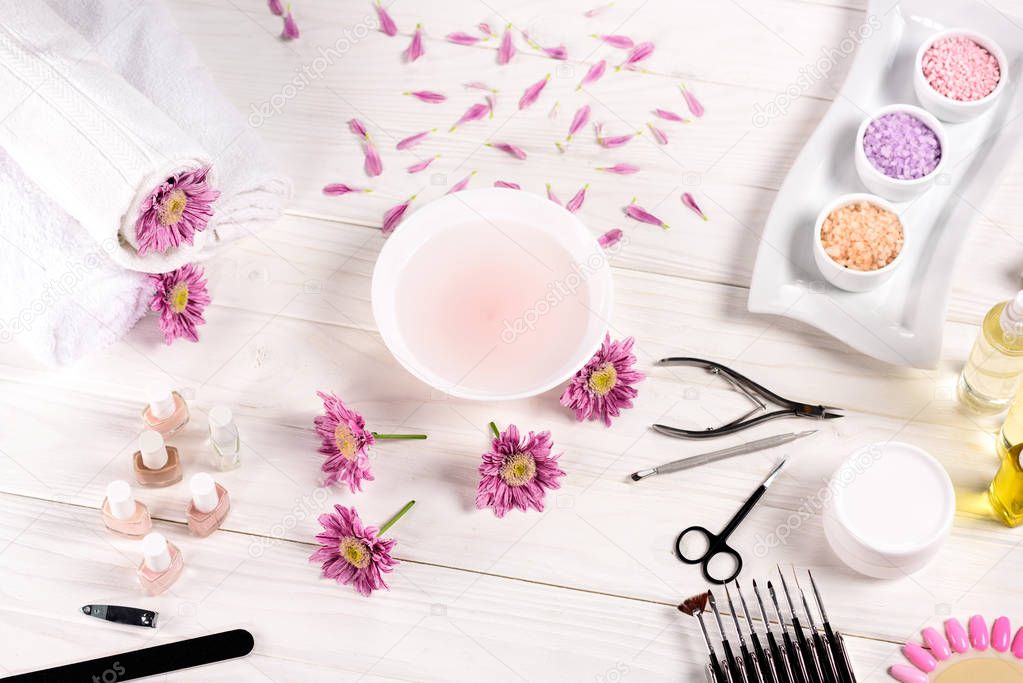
[446,171,477,194]
[618,41,654,69]
[348,118,369,139]
[566,104,591,141]
[268,0,284,16]
[682,192,708,221]
[548,100,560,119]
[653,108,688,123]
[464,81,498,93]
[406,155,438,174]
[404,24,424,62]
[494,180,521,189]
[518,74,550,110]
[281,7,300,40]
[478,22,495,36]
[545,183,561,206]
[584,3,614,17]
[363,141,383,177]
[374,1,398,36]
[596,163,640,175]
[647,122,668,145]
[382,195,416,235]
[395,128,435,151]
[447,31,484,45]
[486,142,527,160]
[576,59,606,90]
[596,125,637,148]
[497,24,516,64]
[624,198,669,229]
[598,228,623,248]
[323,183,372,195]
[403,90,446,103]
[680,84,705,118]
[450,102,490,131]
[542,45,568,60]
[566,184,588,213]
[591,34,633,49]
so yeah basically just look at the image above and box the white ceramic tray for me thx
[747,0,1023,368]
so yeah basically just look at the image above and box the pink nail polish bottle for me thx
[142,386,189,438]
[133,430,182,488]
[186,473,230,537]
[101,480,152,537]
[137,532,183,596]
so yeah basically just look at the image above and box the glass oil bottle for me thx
[958,292,1023,414]
[990,389,1023,527]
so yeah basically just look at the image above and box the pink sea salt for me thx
[862,112,941,180]
[922,35,1000,102]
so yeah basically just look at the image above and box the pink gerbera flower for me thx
[309,501,414,597]
[476,423,565,518]
[148,263,211,345]
[134,166,220,256]
[560,334,644,426]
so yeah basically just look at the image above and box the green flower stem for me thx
[372,433,427,440]
[379,500,415,536]
[489,421,500,438]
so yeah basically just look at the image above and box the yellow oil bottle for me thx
[958,292,1023,414]
[990,392,1023,526]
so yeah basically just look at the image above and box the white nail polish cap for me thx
[147,385,176,420]
[208,406,237,447]
[139,430,168,470]
[142,532,171,572]
[105,480,136,520]
[190,472,219,513]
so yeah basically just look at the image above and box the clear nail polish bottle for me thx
[142,385,189,438]
[101,480,152,537]
[137,532,183,596]
[208,406,241,471]
[186,473,231,537]
[133,430,182,488]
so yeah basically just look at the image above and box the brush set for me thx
[679,567,856,683]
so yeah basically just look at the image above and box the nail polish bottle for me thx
[101,480,152,537]
[137,532,183,596]
[186,473,230,537]
[133,430,182,488]
[208,406,241,471]
[142,385,189,438]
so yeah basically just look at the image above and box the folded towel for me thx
[49,0,292,257]
[0,2,214,273]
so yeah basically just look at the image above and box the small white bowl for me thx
[813,193,907,292]
[854,104,947,201]
[914,28,1008,123]
[823,442,954,579]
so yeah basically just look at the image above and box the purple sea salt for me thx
[862,112,941,180]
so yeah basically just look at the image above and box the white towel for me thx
[0,1,214,273]
[49,0,292,255]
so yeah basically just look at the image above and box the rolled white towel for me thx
[0,1,215,274]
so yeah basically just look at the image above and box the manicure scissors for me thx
[675,459,787,585]
[654,357,843,439]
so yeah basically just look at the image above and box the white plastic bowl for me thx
[854,104,947,202]
[823,442,954,579]
[371,188,614,401]
[914,28,1008,123]
[813,193,907,292]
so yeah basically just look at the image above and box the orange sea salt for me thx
[820,201,903,271]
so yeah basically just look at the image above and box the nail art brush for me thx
[711,591,748,683]
[678,592,732,683]
[726,583,763,683]
[778,567,824,683]
[631,431,816,480]
[792,569,840,683]
[754,580,794,683]
[769,580,809,683]
[808,570,856,683]
[737,581,778,683]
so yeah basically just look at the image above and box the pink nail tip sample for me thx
[902,642,937,673]
[921,627,951,661]
[969,614,989,651]
[945,618,969,653]
[889,664,928,683]
[1012,627,1023,658]
[992,616,1011,652]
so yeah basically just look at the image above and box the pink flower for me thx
[680,84,705,118]
[617,41,654,70]
[494,180,521,189]
[647,122,668,144]
[268,0,284,16]
[406,155,438,174]
[134,166,220,256]
[363,140,383,177]
[624,198,668,229]
[682,192,708,221]
[447,32,484,45]
[348,118,369,139]
[591,34,633,49]
[396,129,435,150]
[497,24,516,64]
[281,6,299,40]
[597,163,640,175]
[560,334,644,426]
[566,184,588,213]
[450,102,489,131]
[314,391,375,492]
[545,183,561,205]
[148,263,211,345]
[323,183,372,195]
[374,0,398,36]
[598,228,623,248]
[518,74,550,110]
[404,90,446,103]
[404,24,424,62]
[577,59,606,90]
[475,424,565,518]
[310,504,396,596]
[566,104,591,141]
[487,142,527,160]
[382,195,415,235]
[654,108,688,123]
[446,171,477,194]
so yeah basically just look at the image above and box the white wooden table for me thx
[2,0,1023,680]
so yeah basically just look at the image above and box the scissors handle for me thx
[674,526,744,585]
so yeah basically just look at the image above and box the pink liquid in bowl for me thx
[394,218,594,397]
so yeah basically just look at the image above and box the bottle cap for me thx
[105,480,136,520]
[208,406,237,448]
[139,430,168,470]
[142,532,171,572]
[147,385,176,421]
[190,473,220,513]
[1001,291,1023,337]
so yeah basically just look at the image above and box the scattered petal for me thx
[680,84,705,118]
[597,163,640,175]
[554,141,565,154]
[348,118,369,139]
[591,34,633,49]
[566,104,591,141]
[647,122,668,145]
[382,195,416,235]
[566,184,588,213]
[494,180,521,189]
[281,6,300,40]
[486,93,497,118]
[584,2,614,17]
[654,108,688,123]
[577,59,607,90]
[450,102,490,131]
[498,24,516,65]
[446,171,477,194]
[406,155,439,173]
[403,90,446,103]
[464,81,498,93]
[478,22,495,37]
[682,192,709,221]
[323,183,372,195]
[542,44,568,60]
[395,128,436,151]
[545,183,562,205]
[548,100,560,119]
[598,228,623,248]
[624,198,669,229]
[518,74,551,110]
[596,124,638,148]
[487,142,527,160]
[560,334,644,426]
[404,24,425,62]
[617,41,654,69]
[447,31,484,45]
[268,0,284,16]
[363,141,383,177]
[374,1,398,36]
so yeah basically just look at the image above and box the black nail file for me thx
[1,629,254,682]
[82,605,157,628]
